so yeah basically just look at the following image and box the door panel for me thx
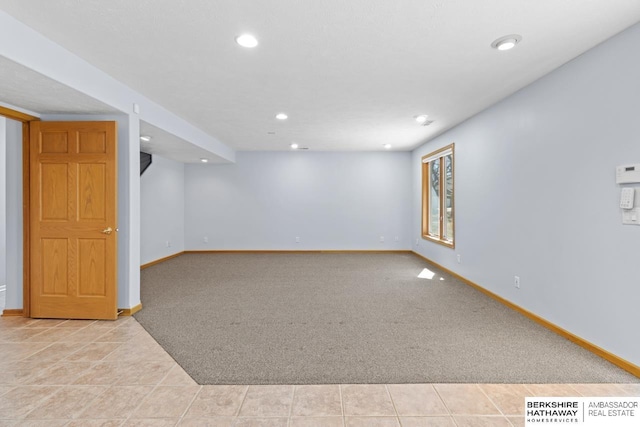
[79,163,106,220]
[41,163,71,220]
[30,121,117,320]
[41,238,68,295]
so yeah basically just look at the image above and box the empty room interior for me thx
[0,1,639,426]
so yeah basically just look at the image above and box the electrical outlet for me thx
[203,236,209,243]
[166,240,171,248]
[415,238,419,246]
[380,236,384,243]
[295,236,300,243]
[456,254,461,263]
[514,276,520,289]
[394,236,399,242]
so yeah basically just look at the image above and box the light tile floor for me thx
[0,316,638,426]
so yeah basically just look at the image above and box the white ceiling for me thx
[1,0,640,157]
[0,56,117,116]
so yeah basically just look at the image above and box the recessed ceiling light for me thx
[290,143,299,149]
[236,34,258,48]
[491,34,522,51]
[415,115,429,123]
[276,113,288,120]
[383,144,392,149]
[140,135,151,142]
[200,158,209,163]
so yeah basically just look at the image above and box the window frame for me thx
[421,143,455,248]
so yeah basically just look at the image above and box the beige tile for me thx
[388,384,448,416]
[123,419,179,427]
[23,342,82,364]
[233,419,288,427]
[67,421,124,427]
[94,327,144,343]
[0,386,13,397]
[104,342,174,363]
[524,384,579,397]
[25,361,94,385]
[0,421,17,427]
[508,417,525,427]
[73,361,124,385]
[0,385,60,418]
[79,385,154,419]
[433,384,500,416]
[113,319,146,332]
[178,418,235,427]
[0,328,51,342]
[398,417,456,427]
[65,342,122,362]
[160,364,198,386]
[0,316,33,328]
[57,319,97,328]
[25,319,68,328]
[453,416,513,427]
[478,384,530,416]
[113,360,175,385]
[185,385,247,417]
[0,361,50,385]
[290,416,344,427]
[0,342,50,361]
[11,420,68,427]
[617,384,640,396]
[58,328,110,343]
[238,385,294,417]
[92,318,127,328]
[292,385,342,416]
[345,417,399,427]
[569,383,628,397]
[25,385,104,419]
[132,385,201,418]
[25,328,78,342]
[341,384,395,416]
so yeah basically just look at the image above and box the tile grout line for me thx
[431,384,458,426]
[383,384,401,425]
[121,364,173,424]
[70,384,112,421]
[476,383,508,419]
[236,384,251,418]
[18,385,65,421]
[177,383,203,422]
[288,384,296,427]
[338,383,345,426]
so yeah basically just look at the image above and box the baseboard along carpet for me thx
[135,252,639,385]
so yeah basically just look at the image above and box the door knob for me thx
[101,227,113,235]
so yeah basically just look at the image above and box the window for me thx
[421,143,454,248]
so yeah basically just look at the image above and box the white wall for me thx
[413,23,640,366]
[4,118,22,309]
[0,118,6,292]
[141,154,185,264]
[185,151,412,250]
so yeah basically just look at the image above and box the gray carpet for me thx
[135,252,639,385]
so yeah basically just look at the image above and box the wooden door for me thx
[30,121,118,320]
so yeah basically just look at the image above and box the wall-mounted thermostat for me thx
[616,164,640,184]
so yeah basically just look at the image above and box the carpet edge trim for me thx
[411,251,640,379]
[118,303,142,316]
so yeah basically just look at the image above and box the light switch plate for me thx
[622,208,640,225]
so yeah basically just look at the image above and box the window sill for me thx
[422,235,455,249]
